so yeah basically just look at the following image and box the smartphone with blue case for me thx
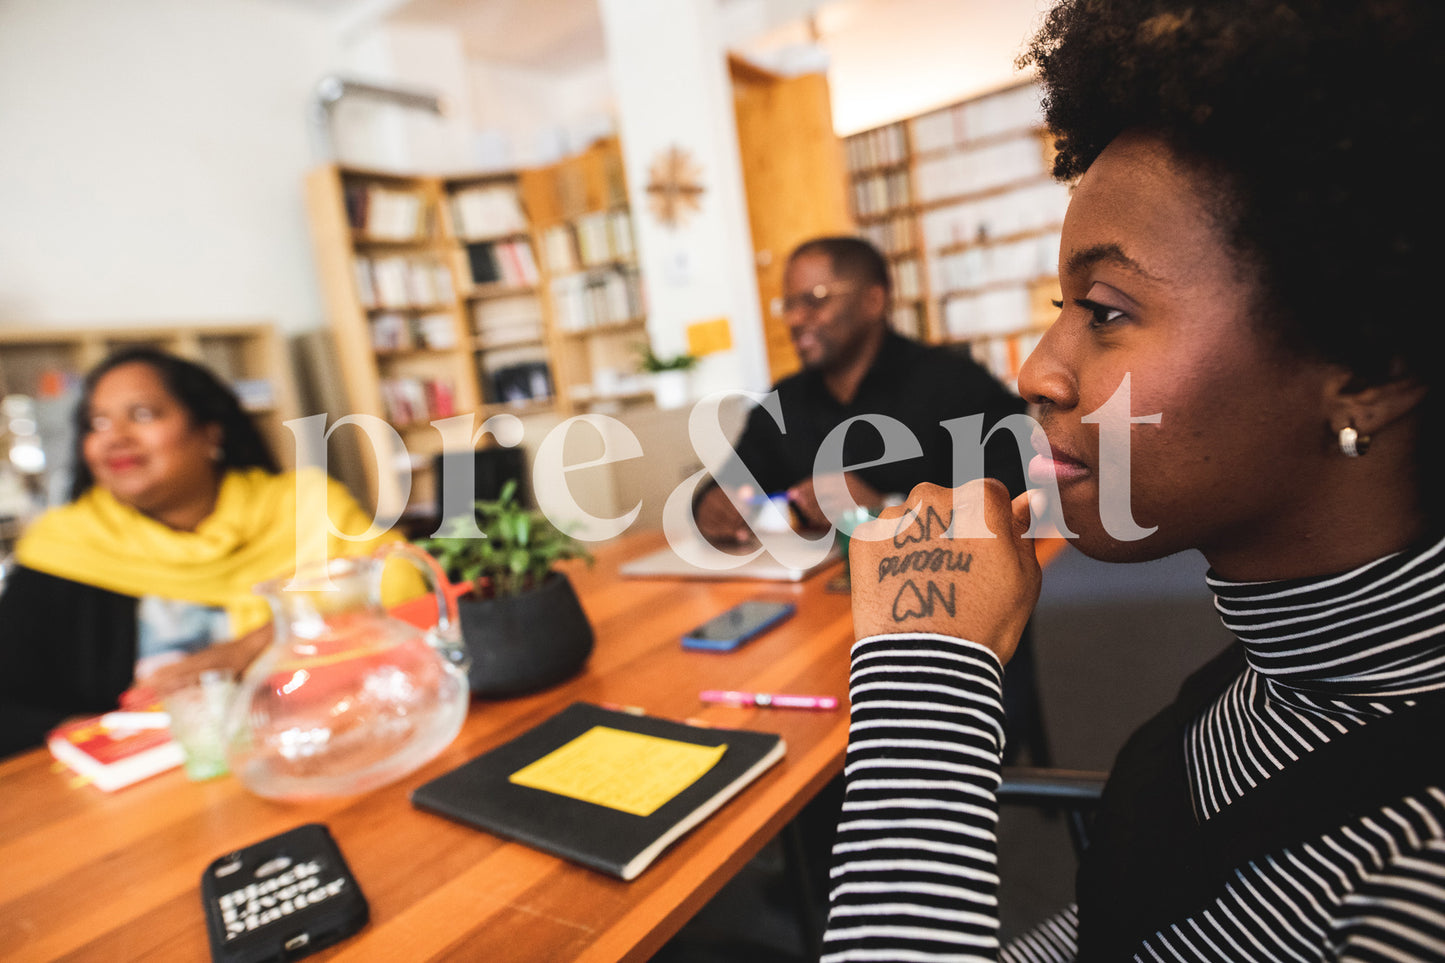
[682,600,796,652]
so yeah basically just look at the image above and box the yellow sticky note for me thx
[686,317,733,356]
[509,726,727,817]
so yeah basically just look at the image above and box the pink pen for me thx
[700,689,839,710]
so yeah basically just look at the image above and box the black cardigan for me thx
[0,565,139,758]
[1077,644,1445,959]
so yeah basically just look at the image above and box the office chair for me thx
[408,447,527,539]
[999,766,1108,856]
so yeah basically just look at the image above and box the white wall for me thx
[333,22,479,172]
[467,60,616,169]
[599,0,771,394]
[0,0,344,334]
[737,0,1045,134]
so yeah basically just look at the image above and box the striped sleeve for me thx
[822,632,1013,963]
[1332,839,1445,961]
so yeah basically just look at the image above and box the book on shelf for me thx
[910,105,960,155]
[345,183,429,241]
[920,180,1070,250]
[891,302,924,339]
[541,224,579,275]
[475,325,544,349]
[943,286,1033,338]
[892,257,922,301]
[380,377,455,424]
[851,169,911,219]
[355,255,453,309]
[608,210,635,261]
[913,135,1046,204]
[860,213,916,257]
[845,122,907,172]
[371,256,411,307]
[370,312,414,352]
[449,182,527,239]
[472,295,545,348]
[500,239,539,284]
[424,379,456,418]
[414,312,459,350]
[467,240,539,288]
[549,267,644,332]
[48,712,185,792]
[571,210,636,266]
[410,701,786,880]
[486,362,553,406]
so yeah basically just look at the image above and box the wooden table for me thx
[0,532,855,962]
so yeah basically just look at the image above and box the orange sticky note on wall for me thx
[686,317,733,357]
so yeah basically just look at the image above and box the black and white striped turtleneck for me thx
[824,535,1445,962]
[1195,537,1445,818]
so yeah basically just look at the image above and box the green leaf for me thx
[412,481,588,592]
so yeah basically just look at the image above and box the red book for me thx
[48,713,185,791]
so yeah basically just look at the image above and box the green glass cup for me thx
[163,670,235,781]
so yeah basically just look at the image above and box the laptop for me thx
[620,536,842,582]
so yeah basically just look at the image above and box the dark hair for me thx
[1022,0,1441,499]
[790,235,892,299]
[69,347,279,500]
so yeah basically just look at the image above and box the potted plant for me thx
[417,480,595,697]
[636,343,698,409]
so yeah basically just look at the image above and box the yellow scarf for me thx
[16,467,408,637]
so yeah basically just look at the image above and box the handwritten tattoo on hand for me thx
[879,505,971,581]
[876,503,971,622]
[878,549,971,581]
[891,579,957,622]
[893,505,953,547]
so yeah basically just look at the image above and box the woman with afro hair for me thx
[825,0,1445,960]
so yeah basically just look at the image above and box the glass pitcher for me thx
[225,543,470,801]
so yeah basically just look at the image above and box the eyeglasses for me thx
[771,284,858,318]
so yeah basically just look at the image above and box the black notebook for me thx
[410,702,786,880]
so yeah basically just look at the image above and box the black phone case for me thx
[201,823,368,963]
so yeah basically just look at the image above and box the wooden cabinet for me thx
[304,139,648,517]
[731,58,855,384]
[844,80,1069,391]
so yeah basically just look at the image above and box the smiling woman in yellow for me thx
[0,348,411,757]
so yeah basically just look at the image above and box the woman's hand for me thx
[122,623,274,706]
[847,479,1042,665]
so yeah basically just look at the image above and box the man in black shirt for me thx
[695,235,1028,543]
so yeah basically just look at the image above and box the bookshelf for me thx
[843,80,1070,390]
[520,137,651,411]
[442,171,556,416]
[0,322,299,549]
[306,166,480,517]
[305,139,649,516]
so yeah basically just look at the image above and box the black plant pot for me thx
[457,572,595,697]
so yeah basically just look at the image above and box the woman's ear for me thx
[205,422,224,461]
[1324,365,1429,438]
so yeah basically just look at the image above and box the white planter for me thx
[651,370,691,409]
